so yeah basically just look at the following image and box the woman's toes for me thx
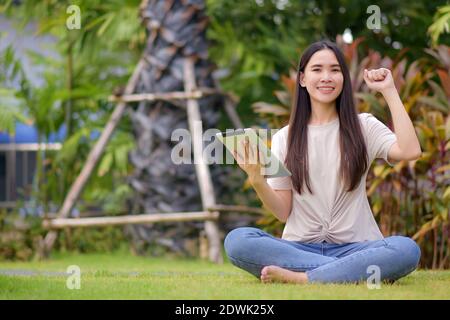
[261,266,268,275]
[260,267,272,283]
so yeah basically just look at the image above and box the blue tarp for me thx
[0,122,67,144]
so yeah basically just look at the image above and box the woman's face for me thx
[299,49,344,105]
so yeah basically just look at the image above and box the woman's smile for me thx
[317,85,335,94]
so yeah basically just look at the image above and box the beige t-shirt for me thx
[266,113,397,244]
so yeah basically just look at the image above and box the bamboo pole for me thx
[207,204,266,215]
[43,211,219,229]
[183,57,223,264]
[212,77,244,129]
[108,89,244,130]
[223,95,244,129]
[41,204,264,224]
[42,59,146,253]
[108,88,223,103]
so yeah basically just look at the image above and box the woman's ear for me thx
[299,72,306,87]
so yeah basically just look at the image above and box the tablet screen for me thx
[216,128,291,178]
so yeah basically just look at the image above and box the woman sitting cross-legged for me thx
[225,40,422,284]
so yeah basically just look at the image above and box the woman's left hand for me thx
[363,68,396,94]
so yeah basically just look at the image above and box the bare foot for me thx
[260,265,308,284]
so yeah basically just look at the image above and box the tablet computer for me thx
[215,128,292,178]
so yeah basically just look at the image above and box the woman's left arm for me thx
[363,68,422,161]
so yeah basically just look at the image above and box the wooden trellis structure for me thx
[41,56,257,264]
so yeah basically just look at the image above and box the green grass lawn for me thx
[0,251,449,299]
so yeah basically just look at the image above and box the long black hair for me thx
[286,40,368,195]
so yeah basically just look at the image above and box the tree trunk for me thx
[127,0,229,259]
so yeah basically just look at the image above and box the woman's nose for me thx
[320,72,332,81]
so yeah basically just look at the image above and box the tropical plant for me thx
[0,46,30,133]
[0,1,143,216]
[206,0,447,128]
[428,4,450,46]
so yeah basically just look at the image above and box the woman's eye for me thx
[332,69,341,72]
[312,69,320,72]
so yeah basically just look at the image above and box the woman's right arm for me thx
[251,177,292,223]
[233,138,292,223]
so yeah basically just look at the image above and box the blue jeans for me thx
[224,227,421,284]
